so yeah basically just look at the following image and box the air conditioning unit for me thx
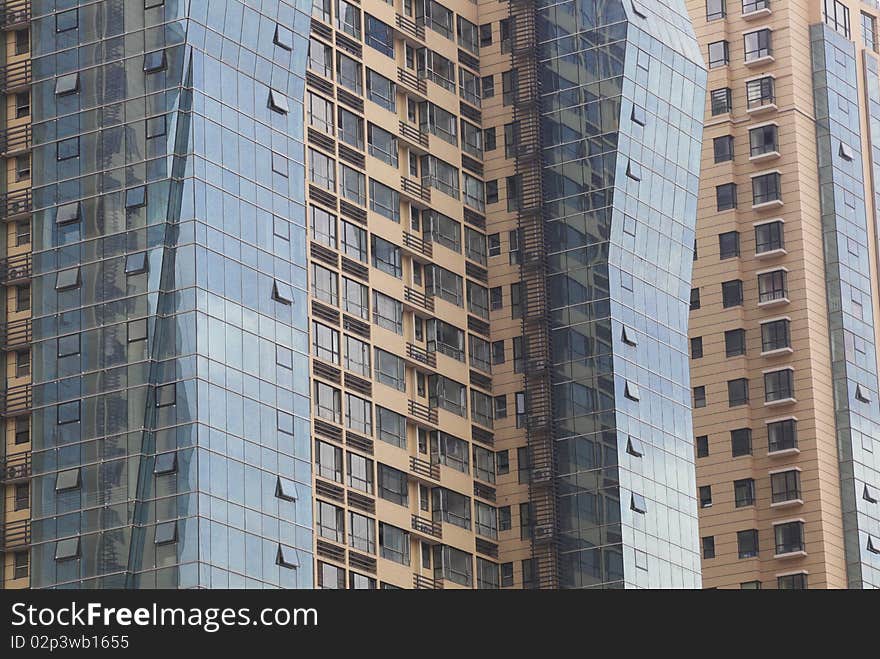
[532,468,551,482]
[535,524,554,539]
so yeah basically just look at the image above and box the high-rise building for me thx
[1,0,706,590]
[688,0,880,589]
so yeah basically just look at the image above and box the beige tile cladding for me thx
[684,0,880,589]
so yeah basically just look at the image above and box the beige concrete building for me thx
[687,0,880,588]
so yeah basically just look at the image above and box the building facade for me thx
[688,0,880,589]
[2,0,706,590]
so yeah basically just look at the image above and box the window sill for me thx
[755,247,787,259]
[752,199,784,211]
[771,498,804,509]
[747,103,777,117]
[745,55,775,68]
[750,150,780,163]
[761,347,793,358]
[768,447,800,457]
[764,397,796,407]
[774,550,807,560]
[743,8,772,21]
[757,297,790,308]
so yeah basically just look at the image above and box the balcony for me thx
[398,120,429,153]
[0,252,31,284]
[0,188,31,222]
[1,451,30,483]
[0,382,31,416]
[412,573,442,589]
[0,124,31,156]
[409,455,440,481]
[0,1,29,29]
[0,317,31,350]
[400,176,431,207]
[405,342,436,369]
[394,13,425,41]
[411,514,442,539]
[397,67,427,98]
[0,58,30,93]
[1,519,30,553]
[403,285,434,313]
[401,230,432,262]
[408,399,437,425]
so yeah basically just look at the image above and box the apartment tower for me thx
[1,0,707,589]
[688,0,880,588]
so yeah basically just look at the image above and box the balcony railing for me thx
[405,342,436,369]
[0,382,32,417]
[398,120,429,150]
[397,66,427,96]
[0,0,30,29]
[395,13,425,40]
[1,519,30,552]
[408,399,438,425]
[0,124,31,156]
[411,514,442,539]
[0,58,30,92]
[0,252,31,284]
[403,285,434,313]
[402,230,432,261]
[0,188,31,221]
[400,176,431,205]
[0,317,31,350]
[412,573,443,589]
[409,455,440,481]
[1,451,30,483]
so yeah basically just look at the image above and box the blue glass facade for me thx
[538,0,705,587]
[27,0,313,588]
[811,23,880,589]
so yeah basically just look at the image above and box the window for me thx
[777,573,807,589]
[728,378,749,406]
[337,52,362,94]
[719,231,740,259]
[15,417,29,445]
[743,0,769,13]
[15,350,29,378]
[502,70,516,105]
[58,333,80,358]
[418,0,454,38]
[744,29,772,61]
[417,48,455,92]
[427,318,464,361]
[367,123,398,167]
[499,18,512,53]
[15,92,29,119]
[708,40,730,68]
[310,206,337,248]
[752,172,781,205]
[55,537,80,561]
[711,88,733,115]
[341,220,367,262]
[775,521,805,555]
[459,69,481,107]
[702,536,716,559]
[268,88,289,114]
[706,0,726,20]
[461,120,483,159]
[311,264,338,306]
[124,252,148,276]
[15,28,28,55]
[429,431,469,474]
[824,0,850,37]
[425,265,463,307]
[434,545,473,587]
[55,267,80,290]
[737,529,759,558]
[749,124,778,157]
[758,269,787,303]
[14,483,28,511]
[761,319,790,352]
[348,511,376,553]
[771,470,801,503]
[713,135,734,163]
[504,122,520,159]
[314,381,341,424]
[274,23,293,49]
[15,154,30,181]
[472,390,493,428]
[493,395,507,420]
[510,283,522,318]
[13,552,28,580]
[432,488,472,530]
[365,14,394,57]
[631,104,647,126]
[347,452,374,493]
[690,288,701,310]
[153,453,176,476]
[378,464,408,506]
[624,381,640,401]
[312,321,340,365]
[463,173,485,212]
[376,406,406,448]
[716,183,737,211]
[342,277,369,319]
[691,337,703,359]
[722,280,744,307]
[482,74,494,98]
[143,50,166,72]
[631,493,647,514]
[746,76,775,109]
[696,435,709,458]
[755,220,784,253]
[723,328,745,357]
[694,386,707,408]
[345,393,372,435]
[484,128,497,152]
[519,503,531,539]
[308,149,335,191]
[371,236,402,278]
[699,485,713,508]
[428,374,466,417]
[379,523,410,565]
[421,155,459,199]
[374,348,405,391]
[425,210,461,252]
[768,419,797,452]
[473,445,495,483]
[57,137,79,160]
[764,369,794,403]
[336,0,361,37]
[55,72,79,95]
[863,12,877,52]
[734,478,756,507]
[479,22,493,47]
[731,428,752,456]
[340,165,365,206]
[317,501,344,542]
